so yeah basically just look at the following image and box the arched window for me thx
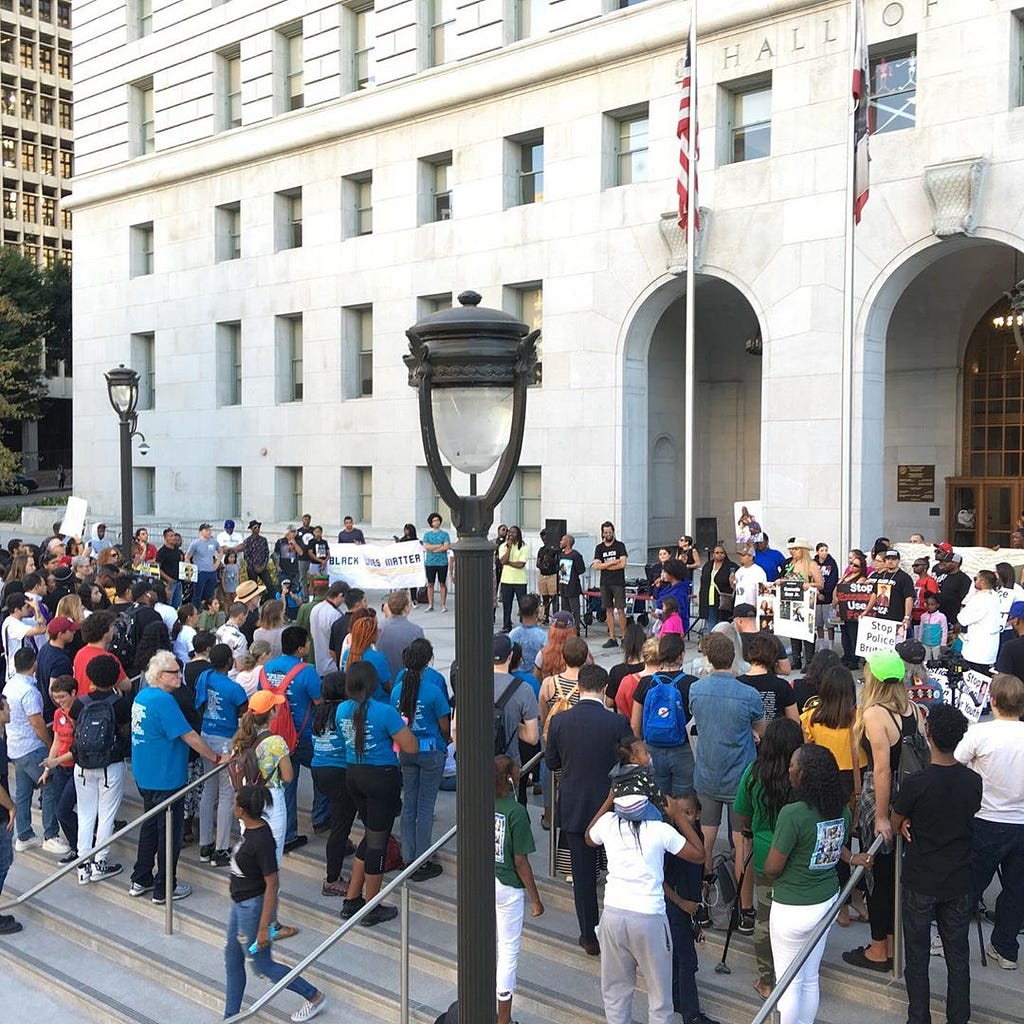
[650,435,676,520]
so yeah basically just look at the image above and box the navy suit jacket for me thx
[545,697,632,833]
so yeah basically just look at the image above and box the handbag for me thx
[717,590,735,613]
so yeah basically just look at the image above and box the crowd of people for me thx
[1,515,1023,1024]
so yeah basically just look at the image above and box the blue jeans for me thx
[649,744,694,798]
[284,735,330,842]
[399,749,445,863]
[706,607,719,629]
[972,817,1024,962]
[169,582,183,608]
[12,744,59,841]
[224,894,317,1018]
[195,570,218,605]
[666,899,700,1019]
[902,887,971,1024]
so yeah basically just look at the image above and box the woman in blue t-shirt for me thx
[311,672,357,898]
[341,616,390,699]
[390,639,451,879]
[338,661,418,926]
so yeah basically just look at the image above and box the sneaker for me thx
[283,835,308,854]
[152,883,192,904]
[424,606,434,613]
[128,881,153,898]
[441,606,447,613]
[91,861,123,882]
[290,994,327,1022]
[14,835,41,852]
[322,879,348,897]
[360,903,399,927]
[341,897,366,919]
[986,943,1018,970]
[199,843,215,862]
[694,904,713,929]
[930,934,944,957]
[0,914,23,935]
[602,638,619,649]
[211,849,231,867]
[410,860,443,882]
[42,835,71,856]
[77,865,92,885]
[738,908,756,936]
[59,849,79,865]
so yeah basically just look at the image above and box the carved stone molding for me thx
[922,158,987,238]
[658,209,710,275]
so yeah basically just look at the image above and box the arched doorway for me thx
[620,272,763,556]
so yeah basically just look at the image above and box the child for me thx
[223,785,326,1021]
[663,793,716,1024]
[658,597,685,636]
[276,578,302,621]
[39,675,80,872]
[0,694,23,934]
[918,593,948,662]
[608,735,669,817]
[221,551,240,603]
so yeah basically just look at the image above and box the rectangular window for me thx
[277,466,303,522]
[275,188,302,250]
[131,80,155,156]
[133,467,155,516]
[278,24,303,112]
[277,314,303,403]
[57,2,69,27]
[58,99,71,130]
[419,152,452,223]
[515,0,548,40]
[129,221,154,277]
[56,49,70,79]
[517,466,541,530]
[39,45,53,75]
[506,282,542,385]
[22,90,34,119]
[428,0,455,68]
[217,49,242,131]
[19,38,32,70]
[41,196,55,226]
[418,293,452,318]
[0,32,13,64]
[22,191,36,222]
[215,201,241,261]
[216,321,242,406]
[2,138,13,168]
[357,306,373,396]
[131,0,153,39]
[354,5,375,90]
[60,206,70,230]
[870,40,917,134]
[611,107,649,186]
[131,331,156,409]
[341,467,373,524]
[217,466,242,518]
[40,145,55,174]
[728,80,771,163]
[344,172,373,236]
[21,141,35,171]
[58,147,71,177]
[508,130,543,206]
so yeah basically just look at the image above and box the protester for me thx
[957,569,1001,674]
[698,543,737,630]
[0,692,21,933]
[508,593,547,673]
[592,522,629,648]
[781,539,824,670]
[341,615,391,699]
[377,589,424,681]
[422,513,452,613]
[754,534,787,582]
[535,529,560,624]
[253,599,287,658]
[557,533,586,628]
[731,546,767,613]
[790,649,842,713]
[38,674,79,867]
[835,550,869,668]
[739,634,800,722]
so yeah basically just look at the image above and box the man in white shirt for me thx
[954,671,1024,969]
[3,647,68,854]
[309,582,347,676]
[2,594,46,680]
[215,602,250,676]
[216,519,245,556]
[731,546,767,611]
[90,523,112,553]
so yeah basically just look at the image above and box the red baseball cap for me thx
[47,615,81,636]
[934,542,953,555]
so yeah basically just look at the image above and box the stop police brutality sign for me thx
[855,616,903,656]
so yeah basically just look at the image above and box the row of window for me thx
[0,0,69,27]
[0,27,72,78]
[1,184,68,227]
[1,228,69,264]
[131,461,544,531]
[1,133,72,176]
[1,79,72,129]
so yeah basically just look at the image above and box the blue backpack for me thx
[642,671,688,748]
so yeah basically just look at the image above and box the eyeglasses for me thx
[160,668,182,677]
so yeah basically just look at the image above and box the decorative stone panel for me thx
[922,158,987,238]
[658,208,710,275]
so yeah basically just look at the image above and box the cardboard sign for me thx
[958,670,991,724]
[328,541,427,590]
[773,578,816,642]
[855,616,903,655]
[58,496,87,540]
[178,563,199,582]
[835,581,874,622]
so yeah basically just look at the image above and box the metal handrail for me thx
[224,747,546,1024]
[0,755,229,935]
[750,833,885,1024]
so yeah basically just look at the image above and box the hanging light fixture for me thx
[992,251,1024,356]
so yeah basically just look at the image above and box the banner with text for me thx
[835,581,873,622]
[327,541,427,590]
[855,615,904,656]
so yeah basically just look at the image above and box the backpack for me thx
[542,675,578,743]
[259,663,311,752]
[72,693,119,772]
[641,671,688,748]
[892,706,930,792]
[537,545,559,577]
[108,606,140,672]
[493,678,522,757]
[228,730,269,791]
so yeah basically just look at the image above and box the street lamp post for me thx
[104,365,141,565]
[405,291,538,1022]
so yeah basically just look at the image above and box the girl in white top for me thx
[957,570,1002,670]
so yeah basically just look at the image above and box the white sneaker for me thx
[42,836,71,856]
[987,943,1018,970]
[930,932,944,957]
[77,864,92,885]
[290,995,327,1022]
[14,835,41,852]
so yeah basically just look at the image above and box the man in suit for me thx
[546,662,632,955]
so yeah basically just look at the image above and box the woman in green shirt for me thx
[763,745,872,1024]
[732,717,804,1000]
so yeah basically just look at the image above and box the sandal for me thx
[847,907,870,924]
[842,946,892,972]
[753,981,773,1001]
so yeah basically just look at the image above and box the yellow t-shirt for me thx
[800,709,867,771]
[499,543,529,586]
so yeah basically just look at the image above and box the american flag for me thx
[677,37,700,232]
[852,0,870,223]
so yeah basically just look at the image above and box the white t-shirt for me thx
[954,719,1024,825]
[958,589,1002,666]
[587,812,685,915]
[3,673,44,758]
[173,624,197,664]
[217,530,244,551]
[734,563,768,610]
[2,616,34,681]
[998,585,1024,630]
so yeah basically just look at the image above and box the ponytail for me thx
[232,708,273,757]
[398,638,433,724]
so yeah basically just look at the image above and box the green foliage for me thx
[0,495,66,522]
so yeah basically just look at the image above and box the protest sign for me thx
[855,616,902,656]
[756,582,776,633]
[835,581,873,622]
[328,541,427,590]
[178,563,199,583]
[958,670,991,724]
[734,501,763,545]
[773,578,816,642]
[59,496,87,540]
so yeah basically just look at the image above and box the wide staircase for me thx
[4,778,1024,1024]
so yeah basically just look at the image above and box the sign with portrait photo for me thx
[773,578,816,643]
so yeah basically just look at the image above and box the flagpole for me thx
[839,0,858,557]
[684,0,697,540]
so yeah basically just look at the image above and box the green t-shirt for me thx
[732,762,779,874]
[770,800,850,906]
[494,794,535,888]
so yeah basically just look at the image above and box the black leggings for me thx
[346,764,401,877]
[312,765,358,884]
[867,846,896,942]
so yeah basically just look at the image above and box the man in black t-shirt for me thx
[995,600,1024,678]
[592,521,628,649]
[935,553,972,626]
[535,530,560,624]
[732,604,792,675]
[862,550,915,633]
[305,526,330,574]
[156,528,185,608]
[557,535,586,629]
[892,704,981,1024]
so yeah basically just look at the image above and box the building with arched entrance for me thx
[68,0,1024,560]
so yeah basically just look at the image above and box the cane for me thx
[715,845,755,975]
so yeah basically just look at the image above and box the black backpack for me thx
[72,693,119,772]
[493,679,522,757]
[537,545,559,576]
[108,606,140,670]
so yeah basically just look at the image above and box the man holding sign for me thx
[862,550,914,630]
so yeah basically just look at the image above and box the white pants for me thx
[770,894,839,1024]
[240,786,286,865]
[74,761,126,863]
[495,878,525,1000]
